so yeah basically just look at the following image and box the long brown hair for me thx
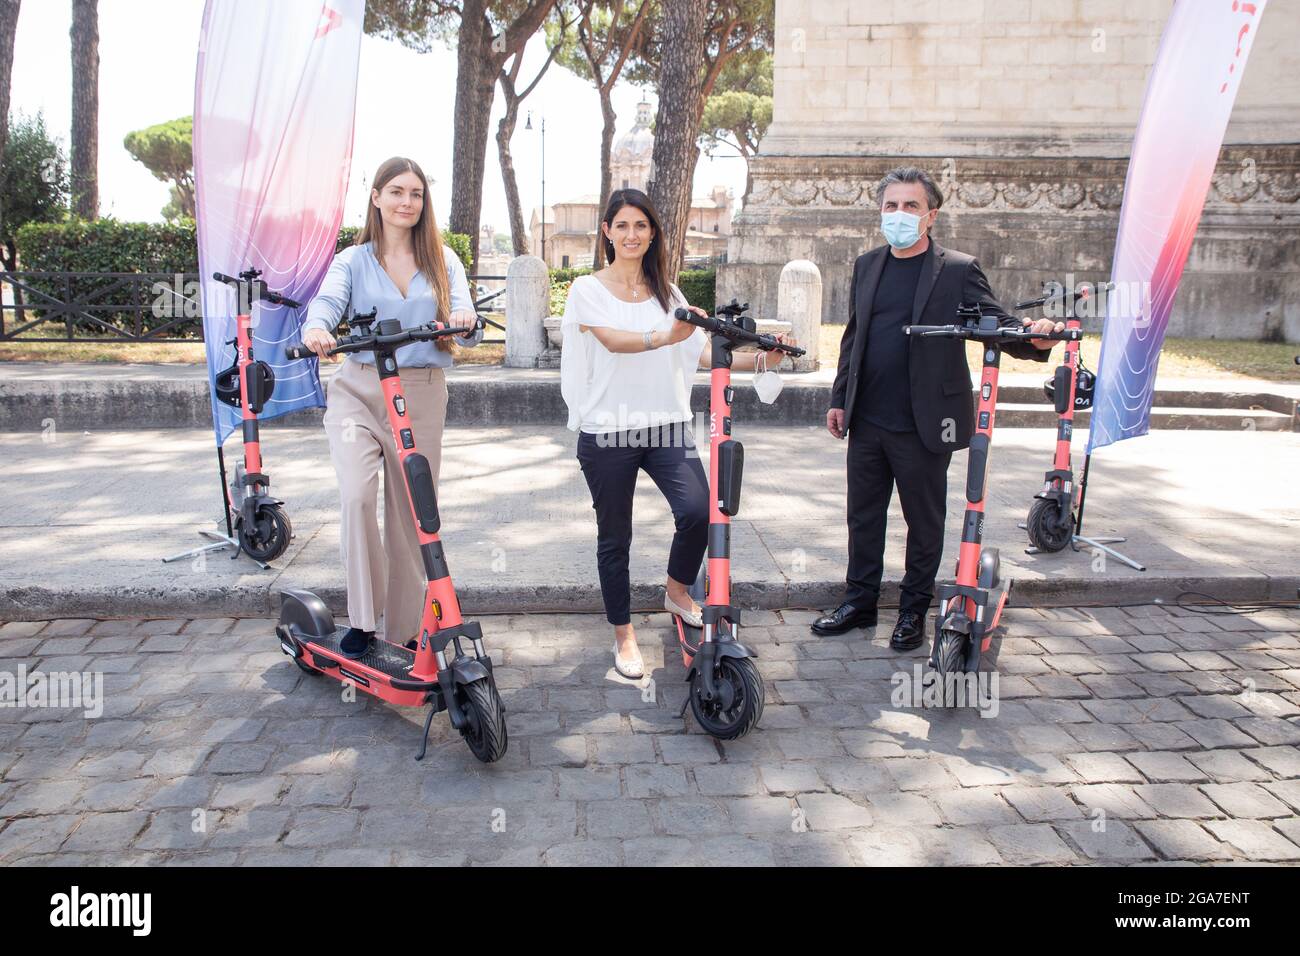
[356,156,455,351]
[600,188,673,312]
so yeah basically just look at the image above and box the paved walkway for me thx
[1,605,1298,865]
[0,426,1297,619]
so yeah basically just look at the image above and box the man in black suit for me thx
[812,167,1061,649]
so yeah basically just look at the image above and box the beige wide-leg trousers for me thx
[322,358,448,642]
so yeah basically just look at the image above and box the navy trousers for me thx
[576,424,710,625]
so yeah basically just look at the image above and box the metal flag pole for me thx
[161,438,269,570]
[1071,451,1146,571]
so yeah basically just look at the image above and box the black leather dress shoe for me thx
[811,602,878,636]
[339,627,374,660]
[889,610,925,651]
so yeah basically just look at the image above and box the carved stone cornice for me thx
[740,146,1300,212]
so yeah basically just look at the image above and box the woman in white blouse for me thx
[560,189,793,679]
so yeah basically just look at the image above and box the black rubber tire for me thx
[457,678,509,763]
[240,504,292,562]
[293,656,319,675]
[934,629,968,707]
[689,655,764,740]
[1025,497,1073,553]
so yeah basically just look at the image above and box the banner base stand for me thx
[1064,452,1146,572]
[1016,526,1147,571]
[161,528,272,572]
[1070,533,1146,572]
[160,442,271,570]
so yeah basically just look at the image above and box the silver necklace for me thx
[622,272,646,299]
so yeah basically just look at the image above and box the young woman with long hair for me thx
[560,188,794,678]
[300,156,480,659]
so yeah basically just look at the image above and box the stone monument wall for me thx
[719,0,1300,342]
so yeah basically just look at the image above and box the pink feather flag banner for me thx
[193,0,364,444]
[1088,0,1269,451]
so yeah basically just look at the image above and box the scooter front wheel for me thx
[690,656,764,740]
[1025,497,1073,552]
[240,504,293,562]
[457,678,508,763]
[933,628,968,707]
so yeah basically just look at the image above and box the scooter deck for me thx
[302,627,418,683]
[673,570,709,667]
[675,620,703,668]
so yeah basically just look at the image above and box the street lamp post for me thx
[526,111,546,265]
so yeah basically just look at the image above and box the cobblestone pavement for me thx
[2,604,1299,866]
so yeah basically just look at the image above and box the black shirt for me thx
[853,250,926,432]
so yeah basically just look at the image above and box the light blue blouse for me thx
[302,241,481,368]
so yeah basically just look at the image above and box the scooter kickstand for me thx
[414,704,437,762]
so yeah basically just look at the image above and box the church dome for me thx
[612,99,654,167]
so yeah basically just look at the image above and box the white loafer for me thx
[612,642,644,679]
[665,593,703,628]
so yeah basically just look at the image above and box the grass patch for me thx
[816,325,1300,383]
[3,322,1296,383]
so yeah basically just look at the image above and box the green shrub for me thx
[677,268,716,314]
[546,266,716,317]
[14,219,202,338]
[18,218,198,274]
[548,266,593,317]
[12,219,473,338]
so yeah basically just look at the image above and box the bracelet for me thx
[643,330,656,351]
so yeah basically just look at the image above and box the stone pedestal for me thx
[540,315,562,369]
[505,255,549,368]
[778,258,822,371]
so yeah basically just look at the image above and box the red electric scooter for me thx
[1017,283,1145,570]
[1019,284,1093,553]
[669,299,805,739]
[277,309,508,763]
[163,268,299,569]
[904,303,1079,701]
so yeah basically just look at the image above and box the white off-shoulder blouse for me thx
[559,275,708,435]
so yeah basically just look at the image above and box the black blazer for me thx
[830,241,1048,454]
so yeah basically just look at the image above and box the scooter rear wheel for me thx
[240,504,292,562]
[457,678,508,763]
[934,628,968,707]
[689,656,764,740]
[1025,497,1073,553]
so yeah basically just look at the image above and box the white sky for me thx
[10,0,747,234]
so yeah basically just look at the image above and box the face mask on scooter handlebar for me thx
[752,351,783,404]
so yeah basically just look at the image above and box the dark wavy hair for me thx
[599,188,673,312]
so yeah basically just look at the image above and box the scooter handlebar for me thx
[212,270,303,310]
[1014,285,1091,312]
[263,288,303,309]
[286,316,485,360]
[903,323,1082,342]
[673,307,806,356]
[673,306,722,333]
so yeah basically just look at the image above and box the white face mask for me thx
[752,351,783,404]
